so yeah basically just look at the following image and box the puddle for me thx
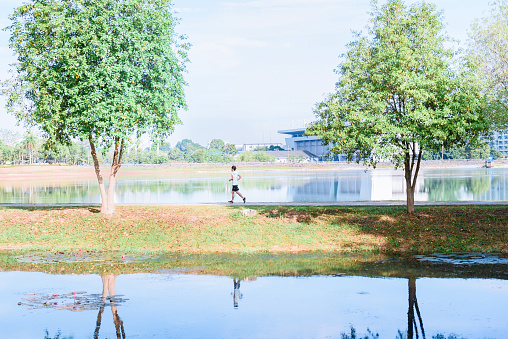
[1,252,506,338]
[415,253,508,265]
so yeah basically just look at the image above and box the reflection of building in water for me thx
[290,171,427,202]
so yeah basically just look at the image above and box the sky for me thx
[0,0,494,147]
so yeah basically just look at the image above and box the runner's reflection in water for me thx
[232,276,257,308]
[94,274,125,339]
[233,278,242,308]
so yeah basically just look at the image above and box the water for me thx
[1,168,507,204]
[1,253,507,338]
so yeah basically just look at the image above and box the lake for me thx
[1,252,507,338]
[0,167,507,204]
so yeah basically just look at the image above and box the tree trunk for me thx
[89,135,110,214]
[404,162,415,214]
[106,140,123,214]
[404,146,423,214]
[406,184,415,213]
[89,135,123,214]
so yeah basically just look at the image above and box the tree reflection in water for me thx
[94,274,125,339]
[407,277,425,339]
[341,277,425,339]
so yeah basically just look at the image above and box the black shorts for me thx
[232,185,239,192]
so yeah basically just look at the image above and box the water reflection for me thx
[0,168,507,203]
[2,253,506,338]
[95,274,125,339]
[233,278,242,308]
[232,276,257,309]
[408,278,425,339]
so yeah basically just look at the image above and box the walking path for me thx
[0,201,507,208]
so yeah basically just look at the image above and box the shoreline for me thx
[0,159,506,182]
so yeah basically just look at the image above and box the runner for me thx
[228,165,246,203]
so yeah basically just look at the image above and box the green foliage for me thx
[158,142,171,152]
[238,151,255,162]
[168,147,185,161]
[254,152,275,162]
[223,143,238,156]
[237,151,274,162]
[125,148,167,164]
[4,0,189,151]
[209,139,225,151]
[490,148,504,159]
[307,0,489,212]
[468,0,508,130]
[423,141,502,160]
[0,141,14,164]
[176,139,201,153]
[268,145,284,151]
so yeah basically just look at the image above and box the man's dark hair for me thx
[232,165,236,171]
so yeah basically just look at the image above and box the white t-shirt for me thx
[231,171,240,185]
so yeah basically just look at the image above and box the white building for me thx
[488,130,508,155]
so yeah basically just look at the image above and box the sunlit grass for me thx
[0,205,506,254]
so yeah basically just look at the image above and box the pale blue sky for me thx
[0,0,493,146]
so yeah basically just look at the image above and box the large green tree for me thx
[4,0,189,213]
[469,0,508,130]
[307,0,489,213]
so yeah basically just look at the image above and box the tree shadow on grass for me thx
[232,205,508,254]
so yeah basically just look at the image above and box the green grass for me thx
[0,204,507,255]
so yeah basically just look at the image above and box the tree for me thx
[20,132,40,164]
[168,147,185,161]
[254,152,275,162]
[223,143,238,156]
[158,142,171,152]
[0,141,15,164]
[268,145,284,151]
[307,0,489,213]
[469,0,508,130]
[176,139,201,153]
[189,148,207,163]
[238,151,255,162]
[209,139,225,151]
[4,0,189,214]
[469,141,490,159]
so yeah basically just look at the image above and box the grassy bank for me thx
[0,205,506,254]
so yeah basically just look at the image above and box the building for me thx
[278,128,347,161]
[487,130,508,155]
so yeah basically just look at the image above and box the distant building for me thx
[487,130,508,155]
[278,128,346,161]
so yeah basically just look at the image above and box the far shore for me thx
[0,159,506,182]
